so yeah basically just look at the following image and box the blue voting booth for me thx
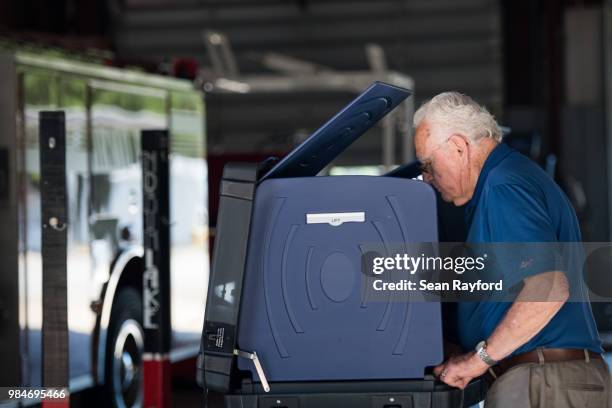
[199,82,486,408]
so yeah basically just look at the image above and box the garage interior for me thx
[0,0,612,407]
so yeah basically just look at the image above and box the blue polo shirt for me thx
[458,142,602,355]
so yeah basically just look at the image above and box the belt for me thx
[484,348,602,385]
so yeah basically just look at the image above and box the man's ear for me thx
[448,134,470,157]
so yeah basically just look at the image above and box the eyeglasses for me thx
[418,136,451,177]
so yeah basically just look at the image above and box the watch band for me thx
[475,340,498,366]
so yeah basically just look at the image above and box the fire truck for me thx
[0,49,208,408]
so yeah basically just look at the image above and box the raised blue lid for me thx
[260,81,412,181]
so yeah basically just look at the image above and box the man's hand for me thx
[433,272,569,390]
[433,352,489,389]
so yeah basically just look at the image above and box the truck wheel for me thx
[106,287,144,408]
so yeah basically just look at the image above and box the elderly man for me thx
[414,92,609,407]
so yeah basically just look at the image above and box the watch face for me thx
[476,340,486,351]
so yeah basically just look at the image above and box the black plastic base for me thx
[222,379,487,408]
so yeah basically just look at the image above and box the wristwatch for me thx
[475,340,498,366]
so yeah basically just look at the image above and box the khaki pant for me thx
[485,352,611,408]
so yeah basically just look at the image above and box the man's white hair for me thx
[414,92,502,143]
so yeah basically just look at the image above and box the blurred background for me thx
[1,0,612,406]
[2,0,610,239]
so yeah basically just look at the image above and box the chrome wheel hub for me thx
[113,319,144,408]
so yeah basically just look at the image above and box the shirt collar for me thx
[464,142,514,225]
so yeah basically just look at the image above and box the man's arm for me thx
[434,271,569,389]
[486,271,569,361]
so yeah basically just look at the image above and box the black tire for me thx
[105,287,144,408]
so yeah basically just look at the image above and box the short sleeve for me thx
[484,183,561,289]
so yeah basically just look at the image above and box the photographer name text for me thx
[372,279,503,292]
